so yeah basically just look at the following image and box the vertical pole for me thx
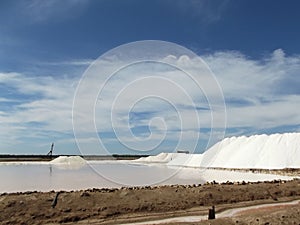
[208,206,215,219]
[50,143,54,156]
[47,143,54,156]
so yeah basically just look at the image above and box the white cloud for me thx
[0,72,76,152]
[0,97,18,103]
[41,59,95,67]
[168,0,231,24]
[203,49,300,132]
[1,48,299,153]
[20,0,89,23]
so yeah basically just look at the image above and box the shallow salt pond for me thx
[0,161,295,193]
[0,161,204,193]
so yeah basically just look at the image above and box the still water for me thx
[0,161,293,193]
[0,161,205,193]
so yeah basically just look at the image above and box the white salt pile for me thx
[50,156,86,167]
[167,154,203,168]
[136,133,300,169]
[201,132,300,169]
[134,152,180,163]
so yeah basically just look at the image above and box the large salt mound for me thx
[201,133,300,169]
[167,154,203,168]
[50,156,86,165]
[134,152,180,163]
[133,133,300,169]
[141,133,300,169]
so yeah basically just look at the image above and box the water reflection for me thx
[49,165,52,176]
[0,162,201,193]
[0,161,292,193]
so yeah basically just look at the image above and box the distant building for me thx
[177,150,189,154]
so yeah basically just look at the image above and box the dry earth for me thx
[0,179,299,225]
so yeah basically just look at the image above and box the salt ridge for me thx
[137,133,300,169]
[134,152,179,163]
[50,156,86,165]
[201,132,300,169]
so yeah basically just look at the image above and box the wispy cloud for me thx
[168,0,231,24]
[204,49,300,132]
[41,59,95,67]
[0,72,76,153]
[20,0,90,23]
[1,48,299,154]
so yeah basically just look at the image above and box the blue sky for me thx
[0,0,300,155]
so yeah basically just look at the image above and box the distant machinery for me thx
[177,150,189,154]
[47,143,54,156]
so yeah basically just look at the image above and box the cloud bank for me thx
[0,48,299,154]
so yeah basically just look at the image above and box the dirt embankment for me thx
[0,179,299,225]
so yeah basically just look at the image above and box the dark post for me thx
[208,206,215,219]
[47,143,54,156]
[51,192,60,208]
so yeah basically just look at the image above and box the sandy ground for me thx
[0,179,299,225]
[165,201,300,225]
[119,200,300,224]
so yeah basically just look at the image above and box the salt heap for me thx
[50,156,86,168]
[201,133,300,169]
[137,133,300,169]
[134,152,179,163]
[167,153,203,168]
